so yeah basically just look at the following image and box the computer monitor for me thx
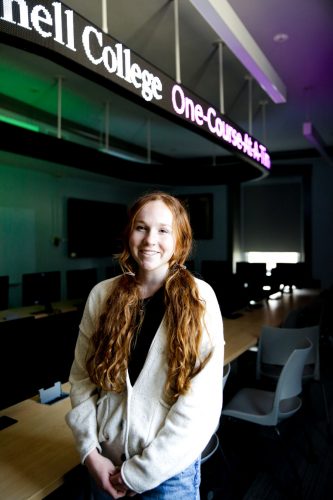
[236,262,267,284]
[201,260,233,281]
[66,268,98,301]
[22,271,61,311]
[272,263,307,289]
[236,262,268,302]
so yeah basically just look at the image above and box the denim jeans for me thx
[90,458,201,500]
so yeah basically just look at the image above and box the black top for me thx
[128,286,165,385]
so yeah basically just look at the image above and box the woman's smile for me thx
[129,200,175,279]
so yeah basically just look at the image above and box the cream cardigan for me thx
[66,276,224,494]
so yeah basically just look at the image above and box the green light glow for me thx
[0,115,40,132]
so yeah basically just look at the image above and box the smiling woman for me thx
[66,191,224,499]
[128,199,175,286]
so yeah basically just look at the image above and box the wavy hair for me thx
[86,192,211,402]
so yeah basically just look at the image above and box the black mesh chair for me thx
[0,275,9,310]
[0,316,36,409]
[201,363,231,464]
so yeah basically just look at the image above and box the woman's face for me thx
[129,200,176,278]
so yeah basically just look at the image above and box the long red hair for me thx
[86,192,211,402]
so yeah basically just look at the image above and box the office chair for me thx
[223,339,311,426]
[256,325,320,383]
[221,341,312,497]
[0,316,37,409]
[0,275,9,310]
[200,364,231,500]
[261,324,331,445]
[201,363,231,464]
[256,325,331,428]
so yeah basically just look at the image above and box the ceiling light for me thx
[273,33,289,43]
[0,114,39,132]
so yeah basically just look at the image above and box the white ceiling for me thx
[1,0,332,172]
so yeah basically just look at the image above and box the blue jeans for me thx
[90,458,201,500]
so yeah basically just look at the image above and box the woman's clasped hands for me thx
[85,448,136,498]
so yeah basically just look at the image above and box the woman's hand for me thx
[111,471,136,497]
[84,449,128,498]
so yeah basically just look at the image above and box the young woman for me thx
[66,192,224,499]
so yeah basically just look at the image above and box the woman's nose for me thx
[144,229,157,244]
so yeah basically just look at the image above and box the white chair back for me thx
[272,338,312,421]
[256,325,319,381]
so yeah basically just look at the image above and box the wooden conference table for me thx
[0,300,79,322]
[0,289,319,499]
[223,288,319,365]
[0,383,77,500]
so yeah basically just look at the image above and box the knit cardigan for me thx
[66,276,224,494]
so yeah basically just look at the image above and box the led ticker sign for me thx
[81,27,163,103]
[0,0,271,170]
[171,85,269,167]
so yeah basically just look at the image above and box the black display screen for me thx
[67,198,128,258]
[22,270,61,308]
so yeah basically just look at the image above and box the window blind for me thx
[241,179,303,253]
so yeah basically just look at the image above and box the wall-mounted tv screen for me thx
[67,198,128,258]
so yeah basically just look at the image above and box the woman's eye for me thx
[136,225,146,231]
